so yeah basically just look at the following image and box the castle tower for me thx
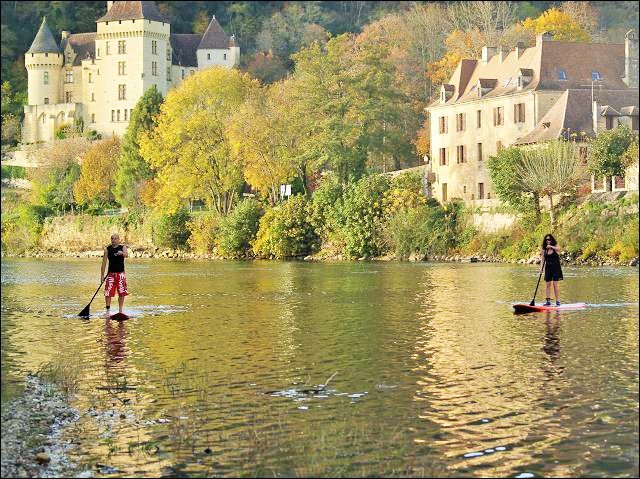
[196,15,240,69]
[25,17,63,106]
[94,1,170,137]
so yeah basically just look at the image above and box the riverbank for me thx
[0,375,90,478]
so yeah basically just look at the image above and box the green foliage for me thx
[308,172,344,240]
[152,209,191,249]
[253,195,318,258]
[338,175,390,258]
[187,211,222,254]
[31,162,81,215]
[1,165,26,179]
[587,125,637,178]
[115,85,163,208]
[487,146,538,215]
[217,199,264,258]
[0,204,53,253]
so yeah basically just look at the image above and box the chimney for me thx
[61,31,70,40]
[498,46,509,63]
[515,41,525,59]
[481,46,498,64]
[107,1,114,11]
[536,31,553,46]
[624,29,638,88]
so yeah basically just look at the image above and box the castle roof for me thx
[61,33,97,66]
[198,15,233,50]
[27,17,60,54]
[96,1,166,23]
[171,34,200,67]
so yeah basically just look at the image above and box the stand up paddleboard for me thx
[109,312,130,321]
[513,303,587,314]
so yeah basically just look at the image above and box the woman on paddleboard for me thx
[540,234,563,306]
[101,233,129,315]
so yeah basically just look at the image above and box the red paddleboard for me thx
[109,312,130,321]
[513,303,587,314]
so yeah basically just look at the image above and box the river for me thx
[1,258,638,477]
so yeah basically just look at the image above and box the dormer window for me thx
[517,69,533,90]
[517,76,523,89]
[440,84,454,104]
[503,77,511,87]
[558,69,567,80]
[592,71,602,81]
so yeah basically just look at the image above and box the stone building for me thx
[22,1,240,144]
[425,30,639,204]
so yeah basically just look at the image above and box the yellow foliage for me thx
[73,137,120,205]
[521,8,591,42]
[382,188,426,218]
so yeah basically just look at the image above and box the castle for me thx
[22,1,240,144]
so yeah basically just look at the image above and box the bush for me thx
[309,172,343,241]
[0,204,53,253]
[339,175,390,258]
[1,165,26,180]
[153,209,191,249]
[253,195,319,258]
[217,199,263,258]
[188,212,222,254]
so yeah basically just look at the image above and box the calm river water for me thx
[1,258,638,477]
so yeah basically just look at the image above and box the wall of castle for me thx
[196,47,239,69]
[25,52,63,105]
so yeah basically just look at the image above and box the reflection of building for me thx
[425,30,639,204]
[23,1,240,143]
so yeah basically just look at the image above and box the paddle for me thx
[530,256,546,306]
[79,276,107,318]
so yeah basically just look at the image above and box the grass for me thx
[36,354,85,397]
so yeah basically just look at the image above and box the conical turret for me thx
[27,17,60,54]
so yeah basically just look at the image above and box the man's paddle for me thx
[530,256,546,306]
[79,276,106,318]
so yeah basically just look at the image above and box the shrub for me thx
[1,165,26,180]
[217,199,263,258]
[153,209,191,249]
[187,212,222,254]
[0,204,53,253]
[253,195,319,258]
[309,172,343,241]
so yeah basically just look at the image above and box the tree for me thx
[73,136,121,207]
[245,50,288,84]
[516,140,584,229]
[587,125,637,188]
[115,85,163,208]
[139,67,259,215]
[560,1,600,34]
[446,1,517,46]
[487,146,541,222]
[427,29,487,91]
[522,8,591,42]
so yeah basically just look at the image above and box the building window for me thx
[476,110,482,128]
[558,69,567,80]
[496,140,503,152]
[44,97,49,105]
[477,143,483,162]
[65,91,72,103]
[478,182,485,200]
[117,109,121,121]
[91,93,95,102]
[456,145,466,164]
[463,185,467,194]
[112,110,115,122]
[106,41,111,55]
[118,61,126,75]
[493,106,504,126]
[152,40,157,55]
[118,84,126,100]
[207,53,211,60]
[223,53,227,60]
[181,69,185,79]
[118,40,126,54]
[124,109,128,121]
[442,183,447,202]
[91,113,95,123]
[89,72,93,83]
[632,116,638,131]
[439,147,448,166]
[439,116,448,134]
[167,66,171,80]
[166,48,171,61]
[591,71,601,81]
[65,70,73,83]
[152,61,158,76]
[44,71,49,84]
[514,103,525,123]
[605,116,614,130]
[456,113,465,132]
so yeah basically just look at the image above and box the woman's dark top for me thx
[107,245,125,273]
[543,248,563,282]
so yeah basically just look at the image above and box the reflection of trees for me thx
[411,264,572,476]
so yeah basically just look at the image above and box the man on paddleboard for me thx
[540,234,563,306]
[101,234,129,315]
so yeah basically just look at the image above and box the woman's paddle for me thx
[79,276,106,318]
[530,256,546,306]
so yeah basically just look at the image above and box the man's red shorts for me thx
[104,272,129,297]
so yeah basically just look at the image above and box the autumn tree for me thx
[560,1,600,34]
[246,50,288,84]
[114,85,163,208]
[73,136,121,207]
[522,8,591,42]
[587,125,637,189]
[139,67,259,215]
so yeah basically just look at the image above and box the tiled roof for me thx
[516,89,639,145]
[198,15,232,50]
[27,17,60,54]
[429,38,628,108]
[478,78,498,88]
[171,34,201,67]
[620,106,639,116]
[67,33,96,66]
[600,105,621,116]
[97,1,166,23]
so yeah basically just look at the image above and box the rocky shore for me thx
[1,376,91,478]
[2,247,637,267]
